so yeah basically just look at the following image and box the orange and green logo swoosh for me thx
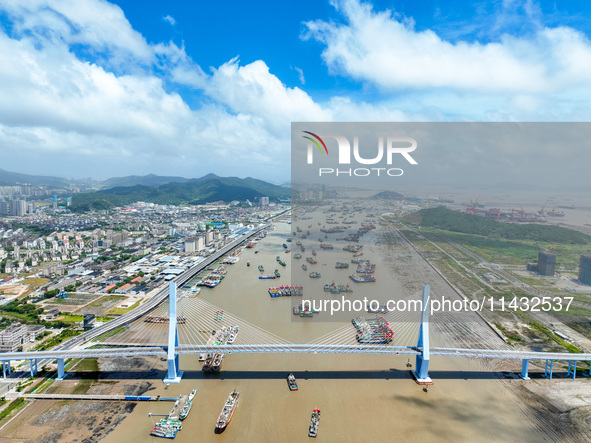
[302,131,328,155]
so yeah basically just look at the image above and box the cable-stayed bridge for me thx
[1,284,589,384]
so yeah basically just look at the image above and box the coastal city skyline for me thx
[2,0,591,186]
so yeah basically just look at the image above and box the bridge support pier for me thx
[520,359,530,380]
[57,358,66,380]
[413,285,432,384]
[567,360,577,379]
[2,361,9,379]
[544,359,553,380]
[163,282,183,384]
[30,359,38,377]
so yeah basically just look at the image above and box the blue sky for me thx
[1,0,591,184]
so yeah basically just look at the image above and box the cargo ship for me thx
[308,409,321,438]
[215,390,239,433]
[287,373,298,391]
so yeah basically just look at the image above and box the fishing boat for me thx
[211,353,224,372]
[302,264,307,271]
[287,373,298,391]
[258,265,264,272]
[202,353,214,371]
[215,390,239,433]
[246,261,250,267]
[308,409,321,437]
[188,388,197,402]
[179,400,192,420]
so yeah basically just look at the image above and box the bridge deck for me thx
[2,344,590,362]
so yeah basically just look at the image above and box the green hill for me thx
[0,168,69,187]
[70,174,290,211]
[406,207,591,244]
[101,173,190,188]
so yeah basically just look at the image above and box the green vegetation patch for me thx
[409,207,591,244]
[34,329,82,351]
[104,301,140,316]
[93,326,127,343]
[0,398,26,423]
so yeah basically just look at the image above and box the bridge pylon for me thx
[413,284,432,384]
[163,282,183,383]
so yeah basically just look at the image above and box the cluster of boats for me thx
[309,272,321,278]
[335,261,349,269]
[268,285,304,297]
[343,244,363,253]
[196,264,228,288]
[349,259,376,283]
[201,325,239,372]
[293,300,319,317]
[202,352,224,372]
[275,256,287,266]
[259,269,281,279]
[306,257,317,264]
[355,259,375,274]
[179,389,197,420]
[222,249,242,264]
[319,243,334,249]
[352,316,394,344]
[151,389,197,439]
[323,282,353,294]
[150,418,182,439]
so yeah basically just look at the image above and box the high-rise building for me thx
[579,255,591,286]
[261,196,269,206]
[52,195,58,212]
[537,252,556,276]
[195,234,205,251]
[10,200,27,216]
[184,239,196,253]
